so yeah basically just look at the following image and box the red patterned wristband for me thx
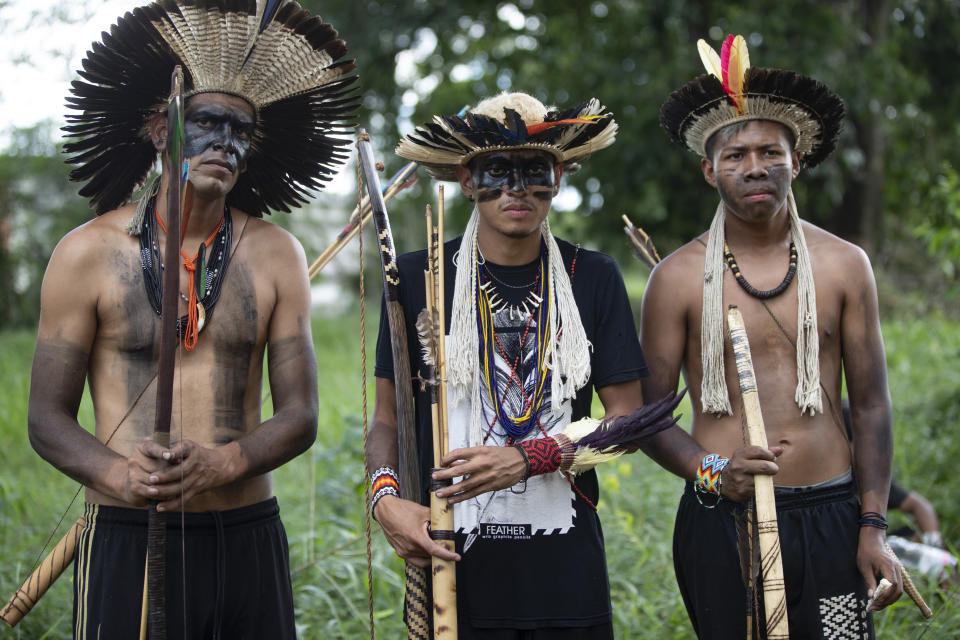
[517,437,562,477]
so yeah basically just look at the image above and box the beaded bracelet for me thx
[370,466,400,518]
[694,453,729,508]
[858,511,888,530]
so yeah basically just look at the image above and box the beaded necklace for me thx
[475,245,598,509]
[139,196,233,348]
[477,246,550,440]
[724,241,797,299]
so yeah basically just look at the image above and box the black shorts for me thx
[457,621,614,640]
[74,498,295,640]
[673,480,872,640]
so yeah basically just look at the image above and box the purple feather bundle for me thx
[575,389,686,454]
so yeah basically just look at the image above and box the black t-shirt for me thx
[375,235,647,629]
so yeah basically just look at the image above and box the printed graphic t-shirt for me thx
[375,235,647,629]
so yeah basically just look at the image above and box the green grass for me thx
[1,307,958,638]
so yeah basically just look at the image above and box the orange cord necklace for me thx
[155,207,224,350]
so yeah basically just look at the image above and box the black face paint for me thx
[183,102,255,172]
[471,153,555,202]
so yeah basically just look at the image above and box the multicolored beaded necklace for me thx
[724,241,797,299]
[476,245,550,440]
[139,195,233,349]
[474,245,597,509]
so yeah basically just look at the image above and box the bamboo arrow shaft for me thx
[425,194,457,640]
[727,306,789,640]
[0,519,84,627]
[307,161,417,280]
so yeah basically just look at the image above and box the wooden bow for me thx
[356,132,431,639]
[143,65,187,640]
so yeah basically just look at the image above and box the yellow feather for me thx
[569,448,624,476]
[697,39,722,80]
[727,35,751,114]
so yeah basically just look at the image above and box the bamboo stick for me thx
[727,306,790,640]
[1,518,84,627]
[307,162,418,280]
[425,190,457,639]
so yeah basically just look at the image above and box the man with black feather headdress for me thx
[26,1,356,636]
[367,92,649,638]
[637,35,902,638]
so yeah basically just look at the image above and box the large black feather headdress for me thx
[660,35,844,168]
[64,0,358,216]
[396,92,617,181]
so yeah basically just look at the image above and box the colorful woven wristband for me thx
[695,453,729,505]
[371,466,400,517]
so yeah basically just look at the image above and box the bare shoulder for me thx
[46,205,136,275]
[646,234,707,299]
[802,221,874,283]
[234,212,307,268]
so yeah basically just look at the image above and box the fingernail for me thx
[149,475,158,483]
[156,504,164,512]
[162,451,171,460]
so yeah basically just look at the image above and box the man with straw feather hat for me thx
[367,92,677,638]
[26,1,356,636]
[638,34,902,638]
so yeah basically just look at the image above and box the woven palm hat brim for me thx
[63,0,358,217]
[396,98,618,181]
[659,67,844,168]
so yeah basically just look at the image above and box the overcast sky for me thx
[0,1,132,141]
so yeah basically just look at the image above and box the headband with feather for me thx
[64,0,358,217]
[661,34,844,167]
[395,92,617,181]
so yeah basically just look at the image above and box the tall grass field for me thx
[0,305,958,638]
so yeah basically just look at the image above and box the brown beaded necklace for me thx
[724,241,797,299]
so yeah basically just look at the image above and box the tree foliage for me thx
[301,0,960,260]
[1,0,959,327]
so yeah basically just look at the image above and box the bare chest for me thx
[88,244,272,441]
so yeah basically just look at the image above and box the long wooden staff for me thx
[142,65,186,640]
[307,161,418,280]
[355,132,430,639]
[0,518,84,627]
[423,189,457,639]
[727,305,789,640]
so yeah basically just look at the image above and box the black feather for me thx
[62,0,358,216]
